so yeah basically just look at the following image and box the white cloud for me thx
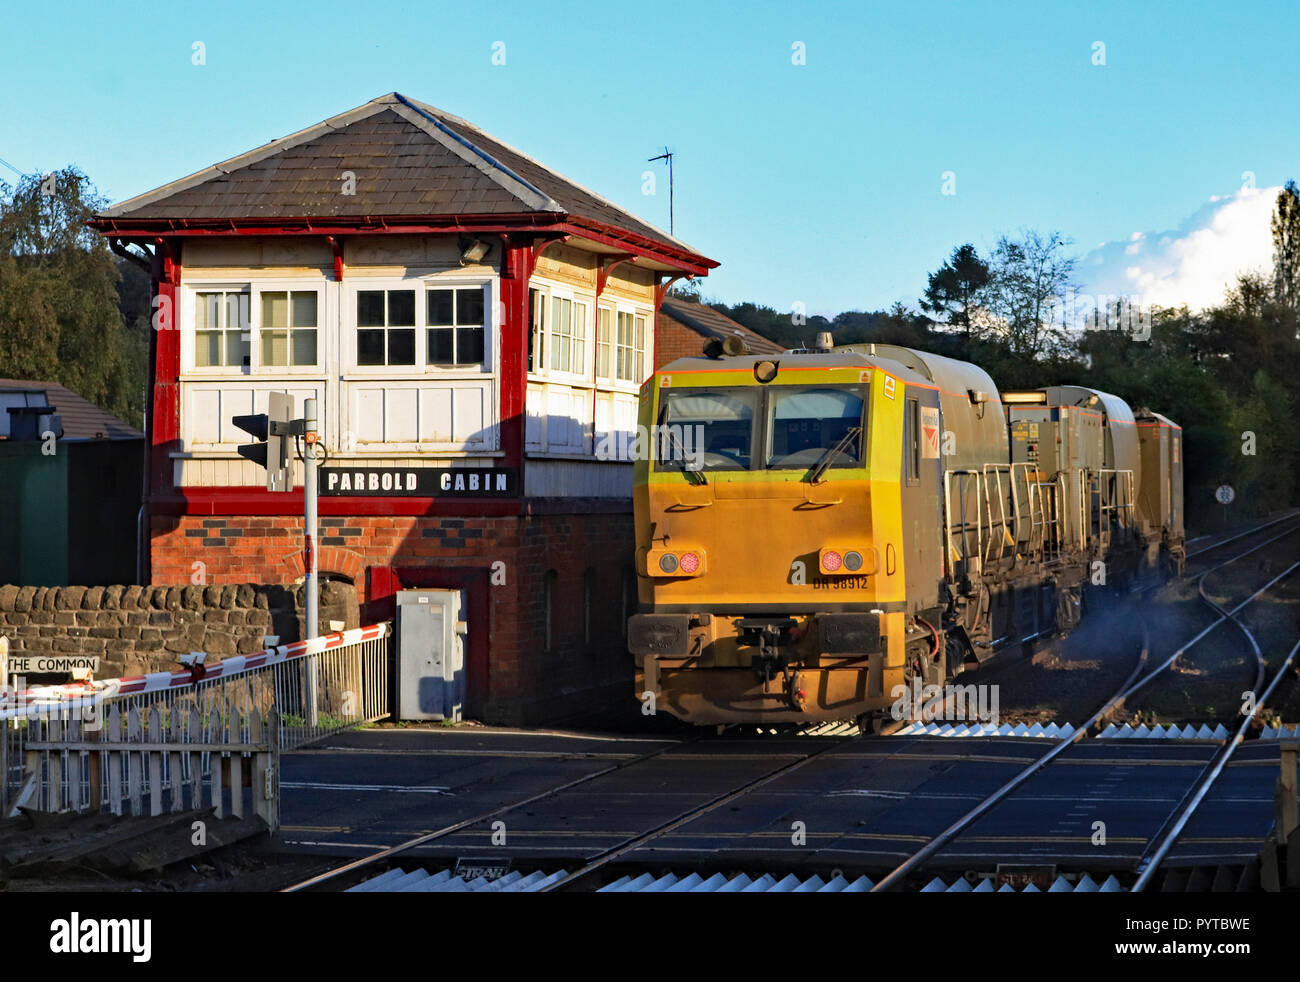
[1078,188,1278,312]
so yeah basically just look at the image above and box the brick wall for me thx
[656,313,707,368]
[148,511,637,725]
[0,581,358,682]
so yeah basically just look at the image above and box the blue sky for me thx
[2,0,1297,316]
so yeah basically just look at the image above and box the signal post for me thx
[232,395,321,723]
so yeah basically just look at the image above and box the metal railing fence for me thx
[2,623,391,820]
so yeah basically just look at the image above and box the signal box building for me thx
[90,93,717,723]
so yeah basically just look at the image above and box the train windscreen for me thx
[659,389,757,471]
[765,387,865,469]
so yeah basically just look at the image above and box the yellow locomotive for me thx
[628,337,1184,727]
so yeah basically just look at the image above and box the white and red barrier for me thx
[0,623,390,722]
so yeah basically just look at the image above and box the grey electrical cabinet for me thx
[396,589,466,721]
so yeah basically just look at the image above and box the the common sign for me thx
[321,466,517,497]
[7,655,100,675]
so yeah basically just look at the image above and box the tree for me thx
[1271,179,1300,310]
[667,276,703,301]
[981,229,1076,359]
[0,166,145,428]
[920,243,990,341]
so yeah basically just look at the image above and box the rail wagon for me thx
[627,338,1184,727]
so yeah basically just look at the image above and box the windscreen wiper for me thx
[807,426,862,484]
[665,427,708,485]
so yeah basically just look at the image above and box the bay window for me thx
[615,311,634,381]
[549,296,574,372]
[529,287,546,373]
[596,306,612,381]
[634,313,648,381]
[546,296,587,375]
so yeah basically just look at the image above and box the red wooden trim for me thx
[562,216,718,272]
[523,496,631,516]
[92,215,717,275]
[498,238,540,472]
[656,273,689,305]
[325,235,344,280]
[596,253,637,296]
[149,488,523,517]
[151,241,181,496]
[531,234,570,264]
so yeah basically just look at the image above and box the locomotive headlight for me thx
[659,553,679,574]
[844,550,864,572]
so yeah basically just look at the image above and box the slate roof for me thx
[95,93,711,265]
[0,379,143,441]
[658,296,784,354]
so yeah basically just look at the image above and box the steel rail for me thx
[911,515,1299,728]
[540,735,855,892]
[1184,510,1300,561]
[1105,529,1299,711]
[868,616,1151,892]
[285,516,1300,893]
[870,534,1298,892]
[281,734,698,892]
[1131,561,1300,890]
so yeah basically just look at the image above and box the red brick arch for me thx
[278,546,365,584]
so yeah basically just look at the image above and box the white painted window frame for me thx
[337,272,500,455]
[340,272,496,378]
[527,277,596,388]
[181,277,331,380]
[608,298,654,391]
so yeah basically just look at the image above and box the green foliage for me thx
[979,230,1077,359]
[0,166,145,429]
[920,243,990,334]
[1271,180,1300,309]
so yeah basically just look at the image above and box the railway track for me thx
[1184,509,1300,563]
[868,519,1300,891]
[280,732,701,892]
[284,514,1300,893]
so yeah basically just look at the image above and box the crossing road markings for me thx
[280,781,454,795]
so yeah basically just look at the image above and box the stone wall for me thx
[0,581,359,681]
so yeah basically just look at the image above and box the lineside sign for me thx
[321,467,517,497]
[8,656,100,675]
